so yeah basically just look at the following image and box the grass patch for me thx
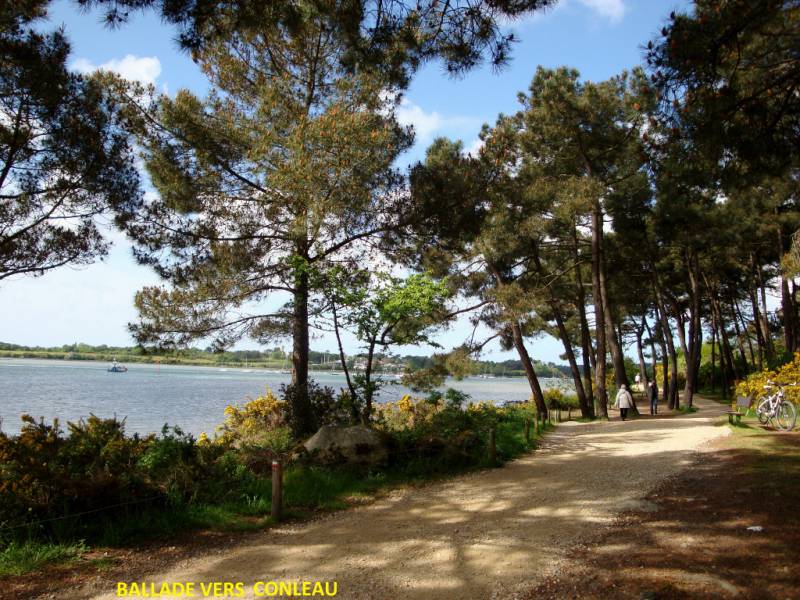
[676,405,699,414]
[727,426,800,494]
[0,541,85,577]
[698,390,732,402]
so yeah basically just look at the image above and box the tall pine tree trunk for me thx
[291,266,314,434]
[684,256,703,408]
[591,204,608,418]
[643,316,659,385]
[635,316,649,390]
[733,298,756,369]
[652,274,679,409]
[601,266,629,391]
[710,317,717,393]
[748,275,767,368]
[572,227,594,411]
[731,302,750,372]
[511,321,547,417]
[552,305,592,417]
[673,302,690,399]
[778,221,795,353]
[705,276,737,396]
[658,322,669,405]
[756,264,774,360]
[781,276,795,354]
[533,243,592,418]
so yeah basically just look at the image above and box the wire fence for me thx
[0,493,169,533]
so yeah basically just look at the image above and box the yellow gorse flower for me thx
[217,388,287,444]
[397,394,414,413]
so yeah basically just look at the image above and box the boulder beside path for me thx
[302,425,388,466]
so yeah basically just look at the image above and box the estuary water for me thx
[0,358,572,436]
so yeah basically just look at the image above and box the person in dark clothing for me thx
[648,380,659,415]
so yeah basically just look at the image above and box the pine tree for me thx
[0,2,140,282]
[120,10,411,434]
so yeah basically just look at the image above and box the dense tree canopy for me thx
[78,0,557,82]
[647,0,800,177]
[0,2,140,282]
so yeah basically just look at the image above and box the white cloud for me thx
[395,98,480,146]
[464,137,485,158]
[396,99,445,144]
[511,0,625,26]
[577,0,626,22]
[71,54,162,86]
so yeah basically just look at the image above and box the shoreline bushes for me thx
[0,387,546,555]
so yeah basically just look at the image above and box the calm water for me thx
[0,358,572,436]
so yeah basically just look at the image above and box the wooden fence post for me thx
[524,418,530,443]
[489,425,497,465]
[271,459,283,521]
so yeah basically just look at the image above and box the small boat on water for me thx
[108,360,128,373]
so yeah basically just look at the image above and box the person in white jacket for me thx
[614,384,634,421]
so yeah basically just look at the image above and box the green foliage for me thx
[542,389,580,411]
[735,352,800,405]
[0,414,236,544]
[374,392,537,474]
[0,2,140,282]
[322,270,453,415]
[82,0,557,82]
[280,381,355,437]
[0,382,553,570]
[647,0,800,175]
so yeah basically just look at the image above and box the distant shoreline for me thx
[0,351,367,372]
[0,353,566,379]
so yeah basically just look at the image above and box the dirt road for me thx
[84,397,729,600]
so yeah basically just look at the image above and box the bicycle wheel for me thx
[756,398,771,424]
[776,401,797,431]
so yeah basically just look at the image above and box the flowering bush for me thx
[735,352,800,405]
[371,389,519,472]
[542,389,580,412]
[0,415,223,542]
[653,364,686,392]
[216,388,287,447]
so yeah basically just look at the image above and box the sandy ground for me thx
[82,397,729,600]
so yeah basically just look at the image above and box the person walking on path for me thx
[614,384,634,421]
[648,381,659,415]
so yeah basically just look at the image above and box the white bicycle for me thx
[756,382,798,431]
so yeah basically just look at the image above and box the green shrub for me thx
[542,389,579,411]
[0,415,224,543]
[0,386,545,556]
[280,381,356,436]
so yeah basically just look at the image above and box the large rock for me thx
[302,425,387,466]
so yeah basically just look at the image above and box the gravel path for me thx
[85,396,729,600]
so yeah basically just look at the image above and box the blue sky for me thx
[0,0,691,361]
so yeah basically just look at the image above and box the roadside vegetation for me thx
[0,387,556,577]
